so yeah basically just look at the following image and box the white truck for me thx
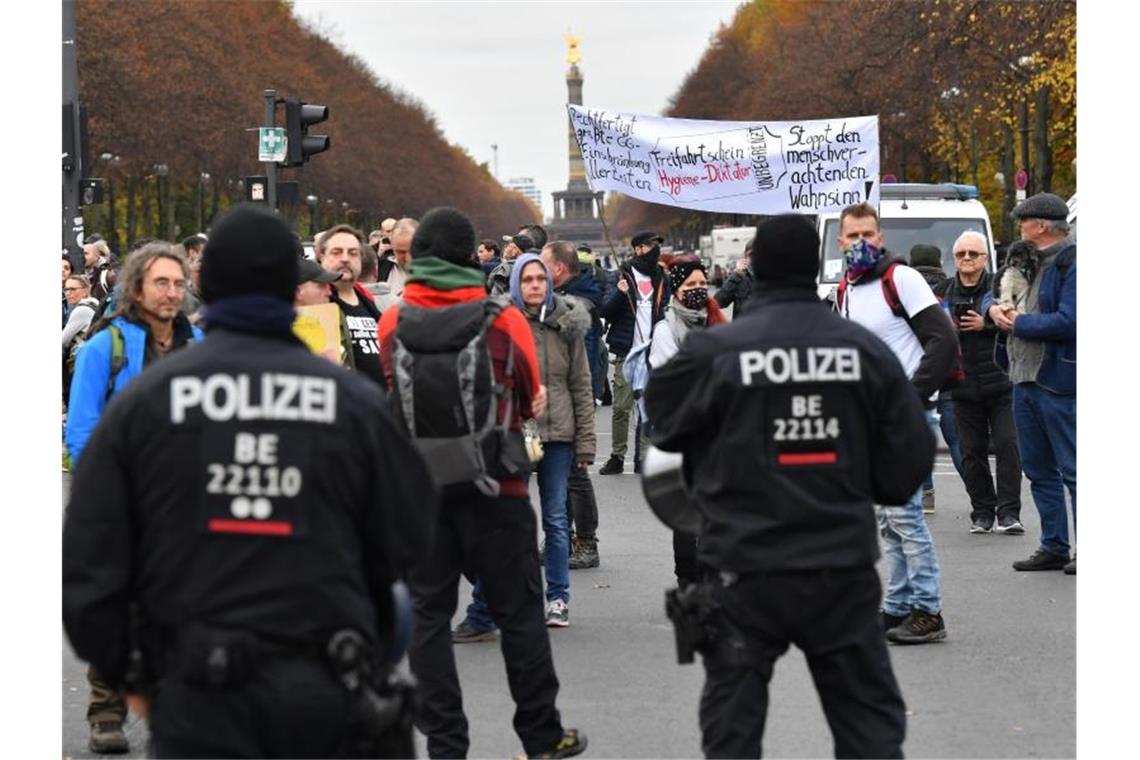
[815,183,997,301]
[706,226,754,285]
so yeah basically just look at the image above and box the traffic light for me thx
[284,98,330,166]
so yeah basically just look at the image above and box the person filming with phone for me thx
[938,231,1023,536]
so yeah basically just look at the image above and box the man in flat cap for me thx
[985,192,1077,574]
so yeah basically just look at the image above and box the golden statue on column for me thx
[564,31,581,65]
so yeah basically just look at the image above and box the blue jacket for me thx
[66,315,204,465]
[985,244,1075,395]
[558,271,605,382]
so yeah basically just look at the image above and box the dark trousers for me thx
[86,665,127,724]
[567,466,598,539]
[954,391,1022,522]
[699,567,905,759]
[149,658,356,758]
[408,491,563,758]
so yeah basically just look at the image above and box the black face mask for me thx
[632,245,660,275]
[680,287,708,310]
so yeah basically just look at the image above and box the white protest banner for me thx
[567,105,879,215]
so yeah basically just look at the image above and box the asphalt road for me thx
[62,408,1075,759]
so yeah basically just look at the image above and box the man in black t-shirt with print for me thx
[318,224,385,386]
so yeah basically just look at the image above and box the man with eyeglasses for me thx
[986,192,1076,575]
[941,232,1023,536]
[65,241,203,754]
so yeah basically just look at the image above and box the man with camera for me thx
[941,231,1023,535]
[647,215,933,758]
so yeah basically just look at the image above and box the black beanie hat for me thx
[750,214,820,289]
[668,256,706,293]
[411,207,477,264]
[200,204,300,303]
[909,243,942,268]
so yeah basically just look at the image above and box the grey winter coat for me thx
[526,294,596,463]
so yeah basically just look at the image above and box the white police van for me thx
[816,183,997,301]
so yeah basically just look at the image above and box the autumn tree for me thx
[75,0,539,248]
[611,0,1075,246]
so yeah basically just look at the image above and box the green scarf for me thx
[407,256,487,290]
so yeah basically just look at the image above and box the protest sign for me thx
[293,302,342,364]
[567,105,879,215]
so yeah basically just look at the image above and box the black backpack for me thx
[391,296,531,496]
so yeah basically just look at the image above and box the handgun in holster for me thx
[326,628,418,759]
[664,581,756,668]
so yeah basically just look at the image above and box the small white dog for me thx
[997,240,1039,313]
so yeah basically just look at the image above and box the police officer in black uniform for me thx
[62,204,439,758]
[645,214,934,759]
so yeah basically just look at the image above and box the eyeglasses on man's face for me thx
[148,277,188,292]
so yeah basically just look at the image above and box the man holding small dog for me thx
[986,193,1076,574]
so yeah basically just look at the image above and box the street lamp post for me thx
[97,152,122,253]
[197,172,211,234]
[939,87,964,184]
[306,195,318,238]
[1016,56,1035,196]
[153,163,169,240]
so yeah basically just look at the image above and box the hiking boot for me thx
[545,598,569,628]
[886,609,947,644]
[994,515,1025,535]
[969,517,994,534]
[922,488,935,514]
[882,610,907,632]
[569,536,599,570]
[89,721,129,754]
[1064,555,1076,575]
[633,458,643,475]
[1012,549,1069,571]
[598,455,624,475]
[529,728,588,759]
[452,619,497,643]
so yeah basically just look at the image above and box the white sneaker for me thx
[545,598,569,627]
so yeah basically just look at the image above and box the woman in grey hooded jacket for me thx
[457,253,596,632]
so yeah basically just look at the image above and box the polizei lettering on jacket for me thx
[170,373,337,424]
[739,347,861,385]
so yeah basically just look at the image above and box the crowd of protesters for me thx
[62,193,1074,755]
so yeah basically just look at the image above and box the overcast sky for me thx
[290,0,742,219]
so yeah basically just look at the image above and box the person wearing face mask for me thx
[649,257,727,370]
[646,215,930,758]
[648,256,727,586]
[834,202,957,646]
[598,231,670,475]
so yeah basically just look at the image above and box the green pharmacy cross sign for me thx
[258,128,287,163]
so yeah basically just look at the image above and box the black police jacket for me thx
[646,286,934,573]
[62,328,439,689]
